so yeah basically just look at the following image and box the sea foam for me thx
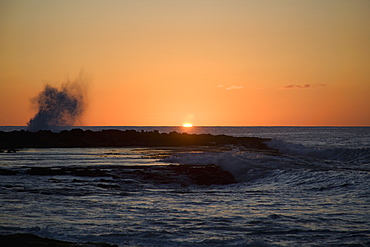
[267,139,370,163]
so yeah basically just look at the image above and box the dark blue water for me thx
[1,127,369,246]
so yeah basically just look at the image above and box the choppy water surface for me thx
[0,127,369,246]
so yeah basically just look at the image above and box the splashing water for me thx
[27,78,87,132]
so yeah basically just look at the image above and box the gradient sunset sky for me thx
[1,0,369,126]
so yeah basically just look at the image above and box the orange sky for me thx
[1,0,369,126]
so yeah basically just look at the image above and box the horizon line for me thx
[1,125,370,128]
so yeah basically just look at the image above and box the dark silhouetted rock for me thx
[172,164,235,185]
[0,168,18,175]
[0,129,272,150]
[0,233,118,247]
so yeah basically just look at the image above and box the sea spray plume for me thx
[27,78,87,132]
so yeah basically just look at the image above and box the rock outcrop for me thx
[0,129,271,150]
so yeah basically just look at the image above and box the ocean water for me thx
[0,126,369,246]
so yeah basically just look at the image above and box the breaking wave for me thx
[266,139,370,163]
[162,149,304,182]
[27,75,87,132]
[161,143,370,183]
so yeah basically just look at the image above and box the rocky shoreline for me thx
[0,129,271,150]
[0,233,118,247]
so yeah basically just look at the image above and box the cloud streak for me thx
[281,83,327,89]
[226,85,244,90]
[217,85,244,90]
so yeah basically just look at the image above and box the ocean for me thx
[0,126,369,246]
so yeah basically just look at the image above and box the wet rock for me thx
[0,168,18,175]
[172,164,235,185]
[0,233,118,247]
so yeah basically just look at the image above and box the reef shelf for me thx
[2,163,236,186]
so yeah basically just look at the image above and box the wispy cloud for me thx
[217,84,244,90]
[226,85,244,90]
[281,83,327,89]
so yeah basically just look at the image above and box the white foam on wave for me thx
[267,139,370,163]
[161,144,369,184]
[161,149,298,182]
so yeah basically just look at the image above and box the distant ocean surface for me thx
[1,126,369,246]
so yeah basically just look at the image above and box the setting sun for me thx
[182,123,193,128]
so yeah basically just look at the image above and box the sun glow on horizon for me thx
[1,1,369,126]
[182,123,193,128]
